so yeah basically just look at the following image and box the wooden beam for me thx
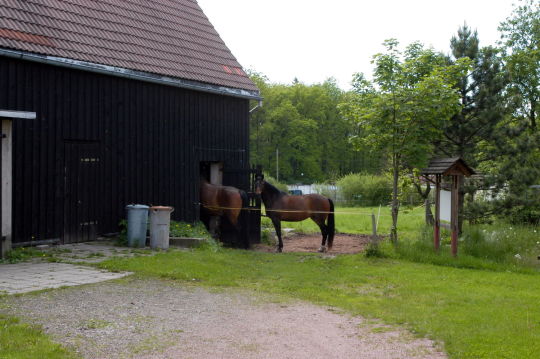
[1,120,12,258]
[451,175,459,257]
[434,174,441,252]
[0,110,36,119]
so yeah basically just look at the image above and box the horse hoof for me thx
[318,246,326,253]
[276,247,283,253]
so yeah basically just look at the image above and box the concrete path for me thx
[0,239,197,295]
[0,262,130,294]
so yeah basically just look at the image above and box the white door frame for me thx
[1,110,36,258]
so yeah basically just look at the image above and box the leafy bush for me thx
[312,183,338,200]
[116,219,129,246]
[263,173,288,192]
[398,182,424,207]
[337,173,391,206]
[169,221,211,239]
[506,204,540,225]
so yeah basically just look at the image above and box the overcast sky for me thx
[197,0,516,89]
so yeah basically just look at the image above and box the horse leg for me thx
[271,217,283,253]
[317,222,328,253]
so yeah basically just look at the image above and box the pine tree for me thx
[435,25,508,229]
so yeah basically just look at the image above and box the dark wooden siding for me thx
[0,57,250,244]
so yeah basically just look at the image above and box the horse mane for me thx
[264,180,287,197]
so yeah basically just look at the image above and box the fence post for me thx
[371,213,377,243]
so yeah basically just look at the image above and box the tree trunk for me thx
[530,100,537,131]
[390,155,399,244]
[425,199,434,225]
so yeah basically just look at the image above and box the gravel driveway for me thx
[1,277,446,359]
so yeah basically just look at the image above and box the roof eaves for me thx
[0,47,261,100]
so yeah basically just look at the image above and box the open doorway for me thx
[199,161,223,238]
[200,161,223,185]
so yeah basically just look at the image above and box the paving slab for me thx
[0,262,131,294]
[0,241,139,295]
[0,239,181,295]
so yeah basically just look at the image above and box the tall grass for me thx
[382,225,539,273]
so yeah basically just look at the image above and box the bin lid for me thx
[126,204,149,209]
[150,206,174,211]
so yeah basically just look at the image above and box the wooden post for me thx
[371,213,377,241]
[451,175,459,257]
[1,119,12,258]
[434,174,441,252]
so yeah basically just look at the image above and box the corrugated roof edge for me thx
[0,47,262,100]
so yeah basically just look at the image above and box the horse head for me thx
[254,173,265,195]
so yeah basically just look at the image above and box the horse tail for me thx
[327,198,335,249]
[238,189,250,249]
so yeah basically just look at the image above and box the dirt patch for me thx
[1,278,446,359]
[253,233,371,254]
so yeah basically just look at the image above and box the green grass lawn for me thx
[0,315,77,359]
[2,206,538,359]
[96,248,540,359]
[262,205,426,238]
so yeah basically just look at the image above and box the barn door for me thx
[64,142,102,243]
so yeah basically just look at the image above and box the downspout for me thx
[250,99,263,113]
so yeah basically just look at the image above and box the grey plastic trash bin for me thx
[149,206,174,250]
[126,204,149,247]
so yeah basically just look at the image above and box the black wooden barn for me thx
[0,0,261,255]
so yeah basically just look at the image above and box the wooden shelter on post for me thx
[421,158,475,257]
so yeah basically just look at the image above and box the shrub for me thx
[312,183,338,200]
[506,204,540,225]
[263,173,289,192]
[169,220,211,239]
[337,173,391,206]
[399,182,424,207]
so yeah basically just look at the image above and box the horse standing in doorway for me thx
[254,175,335,253]
[199,179,250,248]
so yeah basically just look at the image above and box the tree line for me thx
[249,0,540,238]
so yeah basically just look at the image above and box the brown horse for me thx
[254,175,334,253]
[199,179,249,248]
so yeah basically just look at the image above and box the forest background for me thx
[248,0,540,227]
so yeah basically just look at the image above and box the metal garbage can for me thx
[125,204,149,247]
[149,206,174,250]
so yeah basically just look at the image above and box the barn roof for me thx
[0,0,259,98]
[421,157,475,177]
